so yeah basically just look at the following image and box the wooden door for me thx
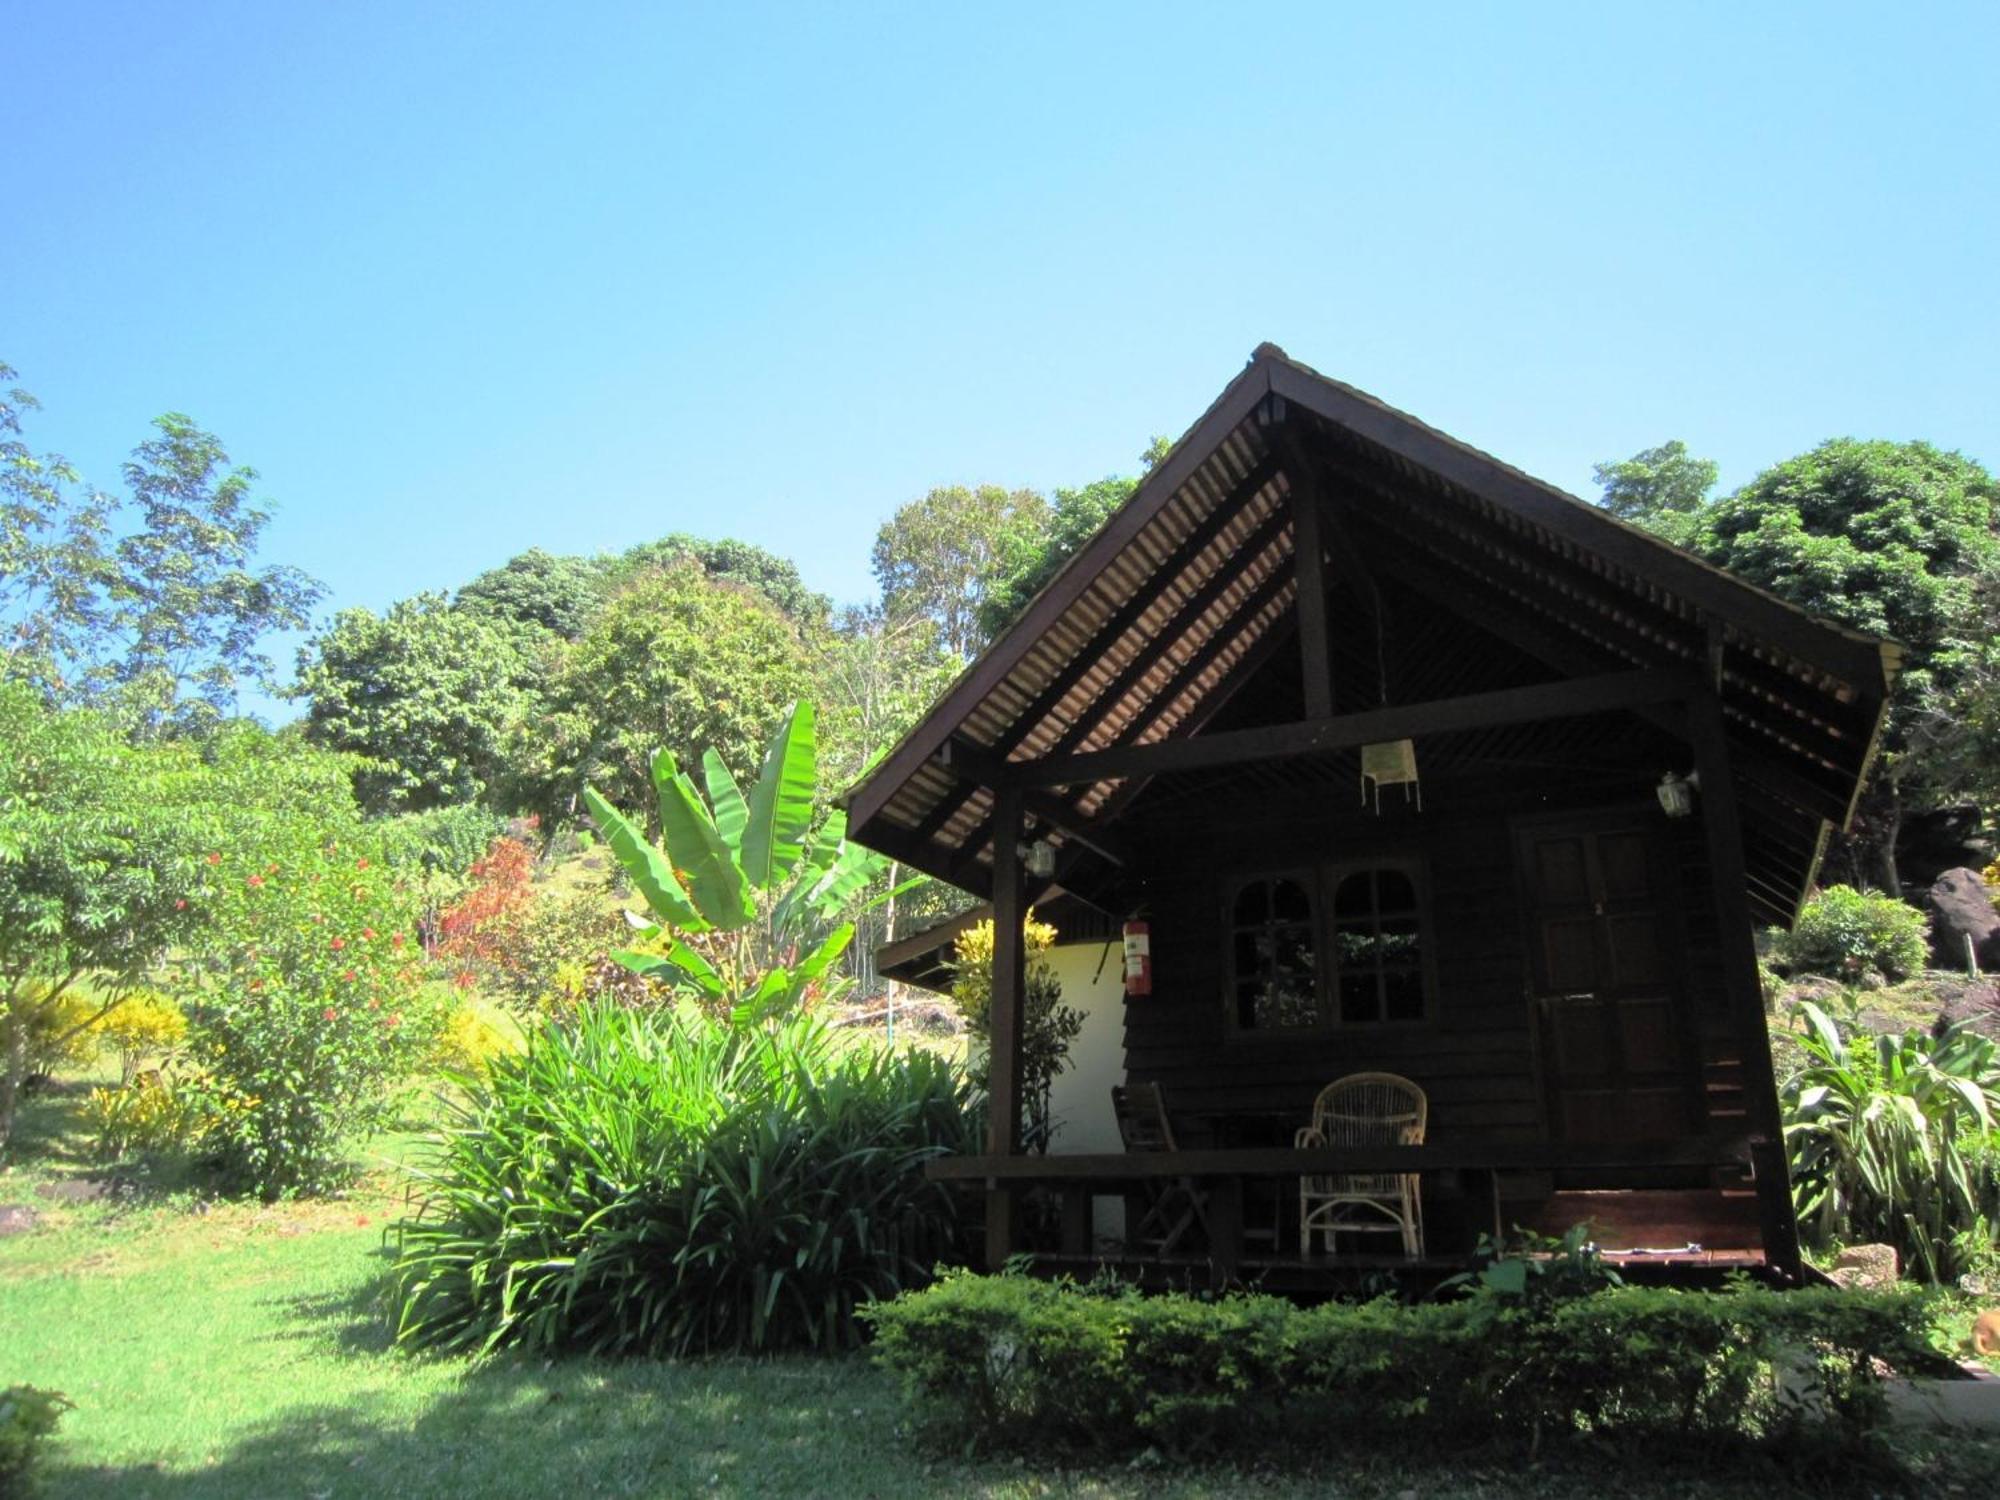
[1518,821,1694,1143]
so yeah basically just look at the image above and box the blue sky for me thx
[6,3,1996,718]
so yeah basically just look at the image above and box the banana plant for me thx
[583,702,913,1024]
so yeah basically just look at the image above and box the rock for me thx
[1829,1243,1899,1289]
[1924,867,2000,972]
[0,1204,39,1236]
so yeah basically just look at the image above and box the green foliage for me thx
[1592,439,1718,532]
[521,561,812,828]
[455,546,606,640]
[183,828,446,1198]
[1435,1223,1624,1304]
[0,1384,71,1497]
[295,594,538,814]
[1769,885,1930,981]
[390,1001,979,1357]
[872,484,1049,658]
[1783,1001,2000,1283]
[0,685,211,1151]
[0,363,323,734]
[948,914,1084,1154]
[81,1071,208,1161]
[864,1271,1932,1464]
[590,701,906,1021]
[611,533,830,628]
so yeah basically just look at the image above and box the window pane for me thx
[1332,871,1373,918]
[1383,968,1425,1022]
[1375,868,1416,912]
[1273,927,1315,977]
[1339,973,1379,1024]
[1234,881,1268,925]
[1259,977,1319,1029]
[1271,877,1310,922]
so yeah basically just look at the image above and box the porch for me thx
[929,1133,1777,1286]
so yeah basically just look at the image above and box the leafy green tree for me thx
[872,484,1049,658]
[614,533,830,629]
[295,593,539,814]
[455,547,606,640]
[0,685,207,1151]
[976,437,1172,640]
[585,701,906,1021]
[0,362,322,734]
[518,562,812,830]
[1592,440,1718,537]
[1687,439,2000,888]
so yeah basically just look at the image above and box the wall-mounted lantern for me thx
[1656,769,1701,819]
[1360,739,1421,814]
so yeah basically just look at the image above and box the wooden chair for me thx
[1112,1082,1210,1256]
[1296,1072,1427,1258]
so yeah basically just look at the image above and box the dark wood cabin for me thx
[845,344,1898,1285]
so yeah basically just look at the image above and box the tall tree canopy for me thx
[456,547,606,640]
[1684,438,2000,886]
[0,362,322,735]
[517,562,813,829]
[871,484,1048,657]
[1592,439,1718,537]
[294,593,539,814]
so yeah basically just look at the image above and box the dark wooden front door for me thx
[1518,820,1694,1144]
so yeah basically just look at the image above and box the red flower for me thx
[174,898,187,910]
[322,1007,338,1021]
[361,928,376,942]
[391,933,405,949]
[385,1012,402,1029]
[206,852,222,865]
[453,970,476,990]
[246,874,264,888]
[356,857,370,870]
[249,979,264,992]
[342,969,358,983]
[266,862,280,874]
[331,937,346,951]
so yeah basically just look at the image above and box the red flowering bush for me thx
[435,836,629,1012]
[185,831,446,1198]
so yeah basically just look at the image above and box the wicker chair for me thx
[1296,1072,1427,1258]
[1112,1083,1209,1255]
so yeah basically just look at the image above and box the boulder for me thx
[1829,1242,1899,1289]
[1924,868,2000,973]
[0,1204,39,1237]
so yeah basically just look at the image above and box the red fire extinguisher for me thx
[1122,919,1152,998]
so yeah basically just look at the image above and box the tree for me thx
[0,362,322,734]
[0,685,207,1151]
[295,593,538,814]
[872,485,1048,657]
[614,533,830,629]
[456,547,606,640]
[585,701,906,1021]
[518,563,813,829]
[1687,439,2000,888]
[1592,440,1718,534]
[977,437,1173,640]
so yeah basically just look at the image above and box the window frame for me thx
[1221,855,1437,1037]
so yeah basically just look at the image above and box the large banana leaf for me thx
[703,750,750,859]
[611,939,726,1001]
[653,750,756,929]
[583,787,709,932]
[743,701,816,892]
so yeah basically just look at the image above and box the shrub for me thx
[89,990,186,1085]
[0,1385,71,1497]
[1768,885,1929,982]
[80,1072,208,1161]
[949,914,1083,1154]
[183,834,447,1198]
[17,987,102,1078]
[863,1272,1933,1464]
[391,1000,979,1357]
[1783,1001,2000,1282]
[429,993,522,1076]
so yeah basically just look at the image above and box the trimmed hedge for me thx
[863,1271,1934,1462]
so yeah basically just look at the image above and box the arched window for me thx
[1228,874,1319,1030]
[1331,865,1426,1024]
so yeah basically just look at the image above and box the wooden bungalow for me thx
[844,344,1898,1285]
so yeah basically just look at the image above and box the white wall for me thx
[1042,937,1128,1154]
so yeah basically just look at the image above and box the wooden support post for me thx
[1686,691,1805,1280]
[1208,1175,1244,1288]
[1287,458,1335,720]
[984,786,1027,1271]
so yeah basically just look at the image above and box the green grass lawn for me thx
[4,1078,1996,1499]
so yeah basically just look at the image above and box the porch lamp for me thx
[1656,769,1701,819]
[1360,739,1421,814]
[1019,838,1058,879]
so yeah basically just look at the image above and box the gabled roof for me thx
[846,344,1899,934]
